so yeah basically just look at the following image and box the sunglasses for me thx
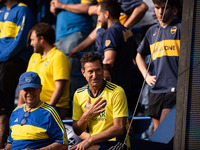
[21,111,31,126]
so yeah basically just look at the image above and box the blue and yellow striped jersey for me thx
[137,19,181,93]
[8,102,68,149]
[0,2,34,62]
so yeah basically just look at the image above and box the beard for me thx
[101,21,108,29]
[34,44,44,54]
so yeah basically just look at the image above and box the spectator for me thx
[0,0,34,147]
[99,0,143,113]
[4,72,68,149]
[50,0,93,94]
[69,0,148,57]
[103,64,114,82]
[140,0,158,39]
[18,23,70,119]
[71,52,129,150]
[136,0,181,131]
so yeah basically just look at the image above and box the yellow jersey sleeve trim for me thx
[81,0,93,4]
[41,104,68,144]
[119,14,129,25]
[18,3,27,7]
[12,104,25,112]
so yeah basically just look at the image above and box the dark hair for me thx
[152,0,182,20]
[99,0,121,19]
[30,23,55,45]
[80,52,103,70]
[103,64,114,82]
[152,0,180,10]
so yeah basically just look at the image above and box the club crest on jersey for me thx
[105,40,111,47]
[25,77,32,83]
[45,61,49,67]
[4,12,9,20]
[170,26,177,34]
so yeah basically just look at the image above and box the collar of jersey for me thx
[110,22,120,28]
[38,46,57,60]
[158,19,180,29]
[88,80,107,98]
[23,102,44,112]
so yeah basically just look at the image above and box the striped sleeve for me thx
[41,103,68,145]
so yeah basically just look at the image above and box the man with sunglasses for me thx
[4,72,68,150]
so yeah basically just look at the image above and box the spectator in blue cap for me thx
[19,71,41,90]
[4,72,68,150]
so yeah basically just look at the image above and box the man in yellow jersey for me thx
[5,72,68,149]
[18,23,70,119]
[71,52,129,150]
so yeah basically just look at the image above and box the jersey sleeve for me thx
[103,28,120,52]
[47,107,68,145]
[7,118,13,144]
[26,54,35,72]
[112,87,128,118]
[72,92,84,121]
[0,6,34,61]
[81,0,93,4]
[137,30,151,56]
[53,51,70,81]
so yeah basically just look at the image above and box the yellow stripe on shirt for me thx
[150,40,180,61]
[11,125,49,140]
[0,21,21,38]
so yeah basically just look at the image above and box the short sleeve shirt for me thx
[137,20,181,93]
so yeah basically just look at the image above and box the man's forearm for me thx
[85,117,126,145]
[61,3,90,14]
[124,3,148,28]
[103,50,116,67]
[70,29,96,56]
[88,5,98,15]
[4,143,11,150]
[136,53,148,78]
[40,142,68,150]
[72,113,90,136]
[49,80,67,106]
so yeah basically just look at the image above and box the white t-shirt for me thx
[140,0,158,26]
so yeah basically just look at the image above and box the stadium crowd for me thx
[0,0,182,149]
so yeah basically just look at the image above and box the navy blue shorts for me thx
[147,92,176,119]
